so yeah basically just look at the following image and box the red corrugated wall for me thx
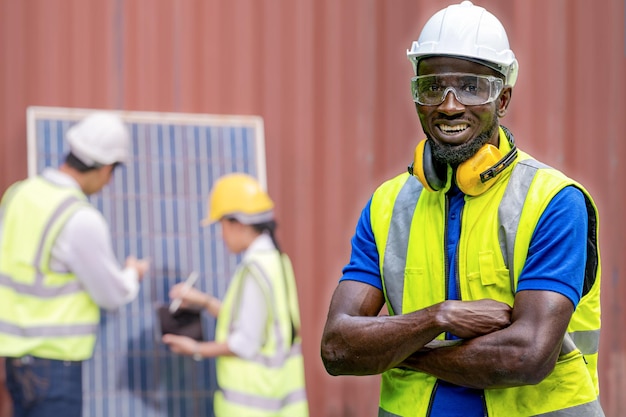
[1,0,624,415]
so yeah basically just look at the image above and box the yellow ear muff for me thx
[456,144,503,196]
[411,139,446,192]
[410,134,517,196]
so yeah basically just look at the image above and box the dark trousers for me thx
[5,356,82,417]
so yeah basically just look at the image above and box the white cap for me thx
[66,112,131,166]
[407,1,519,86]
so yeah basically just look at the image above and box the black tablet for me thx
[155,304,204,341]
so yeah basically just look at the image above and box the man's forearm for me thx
[400,328,556,389]
[321,309,444,376]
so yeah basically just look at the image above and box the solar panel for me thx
[26,106,267,417]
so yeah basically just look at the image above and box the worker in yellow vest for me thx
[321,2,604,416]
[0,112,150,417]
[162,173,309,417]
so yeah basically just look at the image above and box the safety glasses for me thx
[411,73,504,106]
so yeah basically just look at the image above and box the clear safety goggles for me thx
[411,73,504,106]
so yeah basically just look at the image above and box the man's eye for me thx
[418,83,438,93]
[428,84,443,92]
[462,84,478,93]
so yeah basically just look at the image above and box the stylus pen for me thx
[169,271,200,313]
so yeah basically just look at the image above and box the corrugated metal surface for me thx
[0,1,624,416]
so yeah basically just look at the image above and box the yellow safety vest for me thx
[0,176,100,361]
[214,249,309,417]
[371,136,602,416]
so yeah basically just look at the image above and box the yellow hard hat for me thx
[202,173,274,226]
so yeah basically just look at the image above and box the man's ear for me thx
[497,86,512,118]
[99,164,115,177]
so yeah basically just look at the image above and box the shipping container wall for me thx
[0,0,625,416]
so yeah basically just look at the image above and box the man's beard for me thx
[427,118,498,167]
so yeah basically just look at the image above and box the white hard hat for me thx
[66,112,131,166]
[407,1,519,86]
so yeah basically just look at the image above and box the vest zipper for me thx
[482,391,489,417]
[444,195,450,301]
[455,204,464,301]
[426,380,439,416]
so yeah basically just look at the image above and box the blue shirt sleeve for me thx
[339,197,383,290]
[516,186,588,308]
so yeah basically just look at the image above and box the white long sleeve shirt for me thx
[226,233,274,359]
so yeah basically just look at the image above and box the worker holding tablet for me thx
[162,173,309,417]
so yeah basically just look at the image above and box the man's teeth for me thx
[439,124,468,133]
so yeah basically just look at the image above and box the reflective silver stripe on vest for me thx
[534,398,605,416]
[378,408,402,417]
[500,161,599,357]
[0,273,82,297]
[498,159,545,289]
[382,177,423,315]
[570,329,600,355]
[0,195,84,298]
[230,260,299,368]
[0,320,97,337]
[221,387,307,411]
[249,342,303,368]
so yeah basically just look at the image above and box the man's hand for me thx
[438,299,512,339]
[125,256,150,280]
